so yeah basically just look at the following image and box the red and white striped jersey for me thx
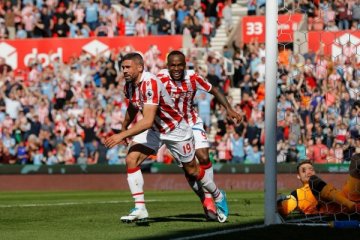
[124,71,183,133]
[157,69,212,126]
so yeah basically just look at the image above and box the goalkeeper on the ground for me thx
[277,154,360,216]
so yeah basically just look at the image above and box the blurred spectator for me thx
[77,148,87,165]
[310,136,329,163]
[15,24,27,38]
[247,0,257,15]
[135,16,147,36]
[0,57,12,74]
[54,17,68,37]
[106,144,120,165]
[46,150,58,165]
[216,134,232,163]
[244,144,263,164]
[0,18,9,38]
[229,127,246,164]
[39,6,53,37]
[202,17,213,46]
[352,0,360,25]
[77,120,98,157]
[204,0,218,30]
[335,0,350,30]
[1,147,16,164]
[206,65,221,88]
[16,141,28,164]
[222,0,232,34]
[157,13,170,35]
[85,0,100,30]
[124,17,135,36]
[195,91,212,129]
[123,1,141,24]
[176,4,189,26]
[1,86,22,120]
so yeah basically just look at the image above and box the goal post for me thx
[264,0,279,225]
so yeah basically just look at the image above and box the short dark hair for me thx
[167,50,185,63]
[122,52,144,68]
[296,160,313,173]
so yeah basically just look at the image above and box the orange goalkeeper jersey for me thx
[278,183,342,216]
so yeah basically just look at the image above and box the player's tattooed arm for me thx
[121,103,139,131]
[105,104,157,148]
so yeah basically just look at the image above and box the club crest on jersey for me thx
[146,89,154,100]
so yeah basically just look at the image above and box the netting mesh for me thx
[274,0,360,224]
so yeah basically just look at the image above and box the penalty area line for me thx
[170,224,266,240]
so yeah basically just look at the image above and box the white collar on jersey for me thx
[137,71,152,85]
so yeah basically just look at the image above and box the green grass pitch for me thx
[0,190,358,240]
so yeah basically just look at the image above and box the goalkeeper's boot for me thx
[120,207,149,223]
[202,197,217,221]
[215,190,228,223]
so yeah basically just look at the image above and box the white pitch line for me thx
[0,200,147,208]
[3,198,208,208]
[0,199,239,208]
[170,224,266,240]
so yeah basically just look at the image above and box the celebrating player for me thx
[156,50,242,220]
[104,52,229,223]
[277,156,360,217]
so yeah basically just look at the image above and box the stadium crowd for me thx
[0,0,232,46]
[0,0,360,166]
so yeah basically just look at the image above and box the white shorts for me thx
[132,120,195,163]
[191,121,210,150]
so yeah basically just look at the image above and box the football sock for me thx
[127,167,145,209]
[201,162,214,199]
[185,173,205,202]
[196,167,222,202]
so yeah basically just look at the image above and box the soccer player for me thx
[277,156,360,217]
[156,50,242,220]
[104,52,229,223]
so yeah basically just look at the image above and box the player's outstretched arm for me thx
[308,175,356,212]
[209,86,242,123]
[105,104,157,148]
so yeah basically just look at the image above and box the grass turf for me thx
[0,190,358,240]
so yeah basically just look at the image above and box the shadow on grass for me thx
[147,213,209,223]
[128,216,360,240]
[134,212,245,225]
[135,219,264,240]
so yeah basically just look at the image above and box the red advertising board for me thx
[242,14,304,43]
[308,31,360,58]
[0,36,182,69]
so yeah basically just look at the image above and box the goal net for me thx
[263,0,360,226]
